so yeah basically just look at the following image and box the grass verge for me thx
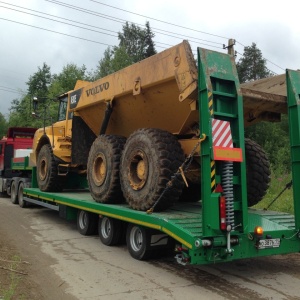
[254,171,293,214]
[0,254,26,300]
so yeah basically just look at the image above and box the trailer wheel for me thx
[245,138,271,207]
[98,217,124,246]
[18,182,28,208]
[87,135,126,203]
[37,144,63,192]
[126,224,152,260]
[10,180,18,204]
[120,128,184,211]
[77,210,98,236]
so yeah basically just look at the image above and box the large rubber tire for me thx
[126,224,152,260]
[37,144,63,192]
[77,210,98,236]
[245,138,271,207]
[10,180,18,204]
[87,135,126,203]
[98,217,124,246]
[18,182,28,208]
[120,128,184,211]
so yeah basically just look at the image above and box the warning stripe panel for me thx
[211,160,216,192]
[212,119,233,148]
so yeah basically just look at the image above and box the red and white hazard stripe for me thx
[212,119,233,148]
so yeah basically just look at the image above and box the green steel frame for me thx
[287,69,300,229]
[198,47,247,237]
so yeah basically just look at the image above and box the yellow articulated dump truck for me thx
[30,40,270,211]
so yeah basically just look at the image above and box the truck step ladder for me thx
[198,48,247,237]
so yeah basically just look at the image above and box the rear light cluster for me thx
[219,196,226,231]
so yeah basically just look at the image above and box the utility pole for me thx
[223,39,236,56]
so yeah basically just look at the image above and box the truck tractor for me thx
[0,127,37,202]
[30,40,270,211]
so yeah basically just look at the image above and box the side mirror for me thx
[33,97,38,111]
[32,97,40,118]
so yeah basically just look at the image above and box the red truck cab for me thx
[0,127,37,195]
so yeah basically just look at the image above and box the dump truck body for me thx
[69,40,198,138]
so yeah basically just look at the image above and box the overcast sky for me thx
[1,0,300,119]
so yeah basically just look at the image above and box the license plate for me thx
[258,238,280,249]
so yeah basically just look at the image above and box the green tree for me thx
[118,21,156,63]
[245,117,291,172]
[9,63,53,128]
[236,43,273,83]
[144,21,156,58]
[27,63,52,98]
[238,43,289,172]
[8,95,42,127]
[51,63,87,94]
[0,112,8,138]
[93,47,115,79]
[96,21,157,78]
[8,63,91,128]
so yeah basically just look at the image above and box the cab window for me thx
[58,96,68,121]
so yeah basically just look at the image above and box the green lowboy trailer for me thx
[17,47,300,265]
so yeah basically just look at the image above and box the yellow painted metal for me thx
[31,105,73,165]
[70,40,198,137]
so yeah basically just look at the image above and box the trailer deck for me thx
[23,187,300,265]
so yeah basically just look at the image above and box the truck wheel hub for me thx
[39,157,48,181]
[93,154,106,186]
[129,151,148,190]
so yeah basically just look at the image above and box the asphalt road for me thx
[1,196,300,300]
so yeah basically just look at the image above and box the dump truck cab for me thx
[30,80,91,177]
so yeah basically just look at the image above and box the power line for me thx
[0,17,114,47]
[0,2,223,52]
[0,3,212,50]
[90,0,230,41]
[0,85,22,92]
[0,2,118,38]
[0,88,24,95]
[235,50,279,75]
[235,46,284,72]
[0,2,173,50]
[45,0,224,48]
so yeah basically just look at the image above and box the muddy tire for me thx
[77,210,98,236]
[126,224,152,260]
[98,217,124,246]
[37,144,63,192]
[120,128,184,211]
[245,138,271,207]
[10,180,18,204]
[87,135,126,203]
[18,182,28,208]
